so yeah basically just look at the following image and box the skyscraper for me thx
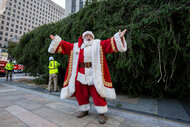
[0,0,65,48]
[64,0,102,18]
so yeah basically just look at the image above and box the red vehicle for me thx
[14,63,24,73]
[0,61,7,75]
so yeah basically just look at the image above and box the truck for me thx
[14,63,24,73]
[0,52,8,75]
[0,52,24,75]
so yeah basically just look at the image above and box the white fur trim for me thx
[77,72,87,84]
[92,40,116,99]
[77,72,94,85]
[83,31,94,39]
[95,105,108,114]
[114,32,127,52]
[79,104,90,111]
[105,87,116,99]
[60,43,79,99]
[48,35,62,53]
[67,43,79,96]
[60,87,69,99]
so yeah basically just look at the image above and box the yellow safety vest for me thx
[5,62,14,71]
[48,60,60,74]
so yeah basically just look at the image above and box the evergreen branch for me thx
[163,64,166,82]
[175,2,190,11]
[157,43,162,83]
[170,33,180,79]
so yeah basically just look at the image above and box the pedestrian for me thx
[5,60,14,81]
[48,56,60,92]
[48,29,127,124]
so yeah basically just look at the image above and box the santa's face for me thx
[84,34,93,41]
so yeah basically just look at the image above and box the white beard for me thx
[81,39,93,49]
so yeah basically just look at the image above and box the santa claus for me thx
[48,29,127,124]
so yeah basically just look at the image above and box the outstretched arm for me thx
[101,29,127,54]
[48,35,74,55]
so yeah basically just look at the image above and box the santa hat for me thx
[82,31,94,39]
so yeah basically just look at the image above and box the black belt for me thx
[79,62,92,68]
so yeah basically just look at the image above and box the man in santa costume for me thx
[48,29,127,124]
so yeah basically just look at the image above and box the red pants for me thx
[75,81,108,113]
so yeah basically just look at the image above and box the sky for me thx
[51,0,65,9]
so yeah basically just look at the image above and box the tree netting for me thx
[8,0,190,99]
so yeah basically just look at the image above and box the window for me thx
[7,17,10,20]
[5,38,8,41]
[0,31,3,35]
[1,20,4,24]
[7,22,9,26]
[71,0,76,13]
[0,37,2,40]
[8,12,11,15]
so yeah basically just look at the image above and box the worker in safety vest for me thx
[48,56,60,92]
[5,60,14,81]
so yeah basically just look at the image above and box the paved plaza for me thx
[0,82,189,127]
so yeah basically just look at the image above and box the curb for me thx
[3,81,190,126]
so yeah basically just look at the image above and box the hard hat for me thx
[49,56,54,61]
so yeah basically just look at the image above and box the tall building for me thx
[64,0,101,18]
[0,0,65,48]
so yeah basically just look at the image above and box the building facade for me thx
[0,0,65,48]
[64,0,101,18]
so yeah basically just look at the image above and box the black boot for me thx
[98,114,106,124]
[77,111,88,118]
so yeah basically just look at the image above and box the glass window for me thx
[7,22,9,26]
[1,20,4,24]
[0,31,3,35]
[7,17,10,20]
[0,37,2,40]
[71,0,76,13]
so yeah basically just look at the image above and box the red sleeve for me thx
[55,40,74,55]
[100,37,118,54]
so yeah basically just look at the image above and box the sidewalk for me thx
[1,80,190,126]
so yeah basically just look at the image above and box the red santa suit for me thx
[48,31,127,113]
